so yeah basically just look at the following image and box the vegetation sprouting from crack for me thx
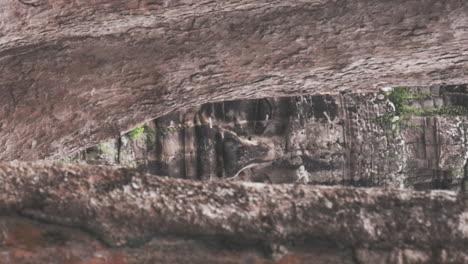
[374,87,468,132]
[128,126,146,140]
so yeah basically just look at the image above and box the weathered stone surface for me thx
[0,161,466,263]
[70,87,468,191]
[1,1,467,262]
[0,0,467,160]
[0,215,361,264]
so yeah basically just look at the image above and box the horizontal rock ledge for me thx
[0,161,466,255]
[1,0,467,160]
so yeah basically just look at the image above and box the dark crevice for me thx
[116,137,122,165]
[351,248,363,264]
[462,159,468,196]
[18,0,41,8]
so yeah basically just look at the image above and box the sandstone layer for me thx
[0,0,467,160]
[1,0,467,263]
[0,162,467,263]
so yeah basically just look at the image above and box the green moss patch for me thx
[128,126,146,140]
[375,87,468,131]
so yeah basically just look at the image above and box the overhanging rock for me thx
[0,0,467,160]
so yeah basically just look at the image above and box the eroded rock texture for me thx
[0,162,467,264]
[0,0,467,160]
[70,86,468,192]
[0,0,467,263]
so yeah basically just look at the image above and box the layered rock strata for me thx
[0,162,466,263]
[70,86,468,192]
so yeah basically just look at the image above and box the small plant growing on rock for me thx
[128,126,146,140]
[375,87,467,132]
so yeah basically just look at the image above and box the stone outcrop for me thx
[0,162,466,263]
[70,85,468,192]
[0,0,467,263]
[0,0,467,160]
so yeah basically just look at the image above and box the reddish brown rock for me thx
[0,162,466,263]
[0,215,364,264]
[0,0,467,160]
[0,1,467,263]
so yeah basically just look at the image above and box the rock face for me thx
[0,1,467,263]
[0,162,466,264]
[70,85,468,192]
[0,0,467,160]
